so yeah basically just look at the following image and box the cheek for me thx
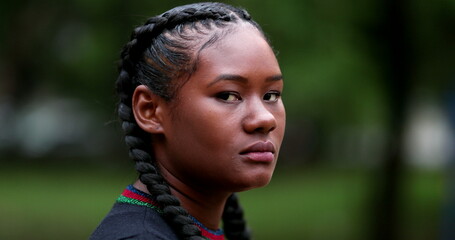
[279,111,286,137]
[171,101,237,155]
[274,104,286,138]
[182,100,237,136]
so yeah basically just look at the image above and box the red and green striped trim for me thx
[117,185,224,240]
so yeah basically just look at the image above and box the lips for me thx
[240,141,276,162]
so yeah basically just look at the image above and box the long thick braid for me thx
[116,3,268,239]
[117,30,204,240]
[223,194,251,240]
[118,18,200,240]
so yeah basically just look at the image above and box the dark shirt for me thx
[90,202,179,240]
[90,185,224,240]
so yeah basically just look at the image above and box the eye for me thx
[263,91,281,102]
[216,92,242,102]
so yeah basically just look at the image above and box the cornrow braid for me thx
[116,2,267,239]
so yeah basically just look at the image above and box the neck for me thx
[133,169,231,231]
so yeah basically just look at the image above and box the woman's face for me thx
[157,25,285,193]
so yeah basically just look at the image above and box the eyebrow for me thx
[207,74,283,88]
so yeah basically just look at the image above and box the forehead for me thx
[196,25,280,77]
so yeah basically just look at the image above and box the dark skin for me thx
[132,24,286,230]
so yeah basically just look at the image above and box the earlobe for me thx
[132,85,165,134]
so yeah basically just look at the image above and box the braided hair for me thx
[116,2,269,240]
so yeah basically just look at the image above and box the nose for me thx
[243,100,277,134]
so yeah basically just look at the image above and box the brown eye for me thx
[217,92,241,102]
[264,92,280,102]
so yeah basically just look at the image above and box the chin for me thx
[234,171,274,192]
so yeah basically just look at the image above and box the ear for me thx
[132,85,165,134]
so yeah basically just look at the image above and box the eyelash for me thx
[216,92,241,102]
[216,91,281,102]
[264,91,281,102]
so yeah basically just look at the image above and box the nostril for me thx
[252,123,275,134]
[243,102,277,134]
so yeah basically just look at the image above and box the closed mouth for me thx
[240,141,275,155]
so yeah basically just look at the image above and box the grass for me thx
[240,168,371,240]
[0,164,444,240]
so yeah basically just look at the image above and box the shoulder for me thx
[90,203,178,240]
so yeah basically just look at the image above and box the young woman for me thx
[90,2,285,240]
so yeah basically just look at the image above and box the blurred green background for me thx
[0,0,454,239]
